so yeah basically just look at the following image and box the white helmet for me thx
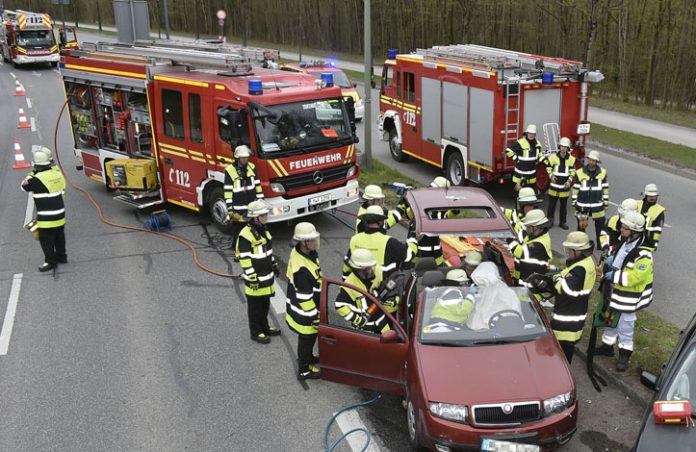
[562,231,593,250]
[587,150,601,162]
[517,186,540,205]
[525,124,537,134]
[430,176,451,188]
[621,210,645,232]
[348,248,377,269]
[362,184,385,200]
[617,198,638,218]
[293,222,320,241]
[643,183,659,197]
[464,251,482,266]
[247,200,270,218]
[234,145,253,158]
[36,146,53,161]
[360,204,386,221]
[32,150,51,167]
[446,269,469,283]
[521,209,549,227]
[559,137,572,148]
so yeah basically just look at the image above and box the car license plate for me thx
[481,438,540,452]
[308,194,331,206]
[308,201,330,212]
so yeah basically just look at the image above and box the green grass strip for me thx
[591,95,696,129]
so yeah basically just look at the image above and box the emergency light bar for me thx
[320,73,334,87]
[653,400,693,425]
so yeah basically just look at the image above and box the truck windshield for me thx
[307,70,352,89]
[17,30,55,47]
[254,98,351,155]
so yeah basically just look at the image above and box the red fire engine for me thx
[59,41,360,230]
[378,44,604,187]
[0,10,71,67]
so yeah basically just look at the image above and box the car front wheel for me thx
[389,128,409,162]
[407,397,423,450]
[446,152,466,186]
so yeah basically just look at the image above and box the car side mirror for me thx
[353,82,357,88]
[640,371,658,391]
[380,329,400,344]
[217,106,243,144]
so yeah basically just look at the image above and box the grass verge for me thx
[357,159,421,206]
[590,124,696,170]
[591,94,696,129]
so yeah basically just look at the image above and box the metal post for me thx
[162,0,170,40]
[157,0,161,39]
[61,1,65,27]
[96,0,102,31]
[193,0,199,40]
[363,0,372,170]
[298,10,302,61]
[242,0,248,47]
[128,0,136,43]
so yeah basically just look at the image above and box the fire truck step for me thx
[113,194,164,209]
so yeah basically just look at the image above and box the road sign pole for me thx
[162,0,170,40]
[363,0,372,170]
[61,2,65,27]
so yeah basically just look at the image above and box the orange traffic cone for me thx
[17,107,30,129]
[15,80,25,96]
[12,137,31,170]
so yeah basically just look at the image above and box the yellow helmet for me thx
[562,231,592,250]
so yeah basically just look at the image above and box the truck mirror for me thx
[344,97,356,137]
[217,106,242,143]
[59,29,67,47]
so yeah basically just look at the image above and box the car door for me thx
[318,278,409,396]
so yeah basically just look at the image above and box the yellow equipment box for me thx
[105,158,158,191]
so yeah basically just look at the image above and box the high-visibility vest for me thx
[599,214,622,252]
[510,231,552,283]
[237,223,275,297]
[429,287,474,327]
[32,167,67,228]
[504,207,526,241]
[609,243,654,313]
[506,137,542,178]
[355,204,399,233]
[285,248,322,335]
[346,229,411,278]
[637,201,666,251]
[335,269,389,333]
[545,152,576,198]
[572,166,608,217]
[224,161,263,217]
[551,255,596,343]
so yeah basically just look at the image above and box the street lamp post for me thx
[363,0,372,170]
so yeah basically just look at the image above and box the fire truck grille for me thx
[472,402,541,426]
[273,164,352,192]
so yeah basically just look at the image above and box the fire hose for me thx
[52,99,242,279]
[324,394,381,452]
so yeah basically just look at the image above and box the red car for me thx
[318,187,577,451]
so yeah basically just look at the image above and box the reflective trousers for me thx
[297,333,317,373]
[247,295,271,337]
[602,312,637,351]
[39,226,66,265]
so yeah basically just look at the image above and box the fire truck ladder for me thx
[503,72,522,162]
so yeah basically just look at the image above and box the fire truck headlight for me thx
[346,185,359,199]
[346,165,357,179]
[355,98,364,108]
[270,183,285,194]
[272,205,290,216]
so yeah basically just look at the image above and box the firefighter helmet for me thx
[430,176,451,188]
[464,251,483,266]
[32,150,51,167]
[247,200,270,218]
[525,124,537,134]
[234,145,253,158]
[348,248,377,269]
[362,184,385,200]
[643,183,659,196]
[559,137,572,148]
[36,146,53,162]
[617,198,638,218]
[621,210,645,232]
[587,150,601,162]
[446,269,469,284]
[360,205,386,223]
[521,209,549,227]
[517,187,541,205]
[293,222,320,241]
[562,231,592,250]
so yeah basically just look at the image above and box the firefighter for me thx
[545,137,576,230]
[508,209,552,287]
[335,248,390,334]
[424,278,475,333]
[237,200,281,344]
[344,205,412,280]
[599,198,638,257]
[572,150,609,247]
[463,251,483,279]
[637,184,665,252]
[285,222,322,380]
[21,149,67,272]
[503,187,542,241]
[224,145,264,251]
[355,184,400,233]
[549,232,596,363]
[596,210,654,372]
[505,124,543,191]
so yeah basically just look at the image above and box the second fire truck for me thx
[378,44,604,187]
[1,10,63,67]
[59,41,360,231]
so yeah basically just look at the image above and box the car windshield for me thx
[663,345,696,412]
[308,70,352,88]
[419,282,547,346]
[254,98,351,155]
[17,30,55,47]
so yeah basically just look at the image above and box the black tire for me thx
[50,61,58,68]
[389,128,409,162]
[446,152,467,186]
[406,397,423,450]
[208,186,235,234]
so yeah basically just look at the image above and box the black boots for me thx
[617,348,632,372]
[595,343,615,357]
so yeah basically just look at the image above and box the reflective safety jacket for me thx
[609,238,654,313]
[22,166,66,228]
[224,161,263,218]
[237,222,276,297]
[508,230,552,285]
[504,207,526,241]
[599,214,622,253]
[335,269,390,334]
[545,152,576,198]
[285,247,322,335]
[428,287,474,328]
[344,227,412,279]
[551,255,596,344]
[572,165,608,218]
[637,200,666,251]
[505,137,543,183]
[355,203,400,233]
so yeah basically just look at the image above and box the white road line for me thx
[26,98,32,109]
[30,117,36,132]
[270,281,286,315]
[0,274,24,356]
[32,71,41,78]
[10,72,16,79]
[334,408,382,452]
[607,200,671,228]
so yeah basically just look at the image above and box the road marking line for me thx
[270,281,286,315]
[607,201,671,228]
[0,274,24,356]
[334,408,382,452]
[32,71,41,78]
[10,72,16,79]
[26,98,32,109]
[30,117,36,132]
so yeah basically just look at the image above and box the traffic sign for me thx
[216,9,226,20]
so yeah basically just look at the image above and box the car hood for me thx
[635,412,696,451]
[416,335,574,405]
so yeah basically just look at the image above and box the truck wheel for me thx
[406,398,424,450]
[208,187,234,234]
[446,152,466,186]
[389,128,409,162]
[50,62,58,68]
